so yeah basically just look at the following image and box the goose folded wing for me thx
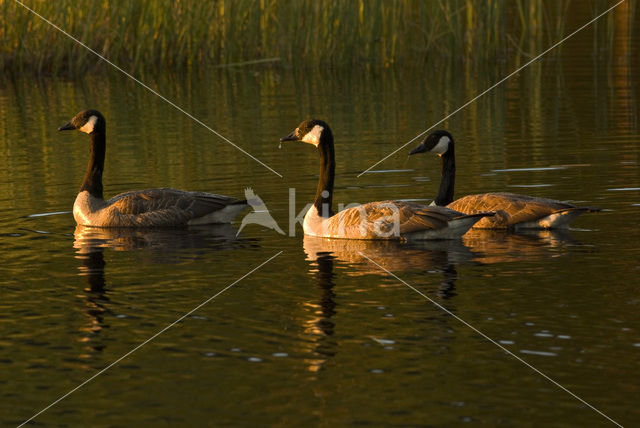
[489,194,574,224]
[334,201,457,236]
[107,188,240,218]
[449,193,569,223]
[396,202,460,233]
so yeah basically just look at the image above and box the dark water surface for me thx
[2,21,640,428]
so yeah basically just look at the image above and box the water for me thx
[2,26,640,428]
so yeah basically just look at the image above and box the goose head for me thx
[280,119,332,148]
[59,110,106,134]
[409,130,453,157]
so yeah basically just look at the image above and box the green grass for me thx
[0,0,620,75]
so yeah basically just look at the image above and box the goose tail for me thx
[516,206,599,230]
[553,206,600,215]
[188,200,249,225]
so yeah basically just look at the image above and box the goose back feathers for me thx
[447,192,594,229]
[73,188,247,227]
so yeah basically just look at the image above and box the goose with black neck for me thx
[409,130,600,229]
[59,109,248,227]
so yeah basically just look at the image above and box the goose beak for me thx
[280,131,299,142]
[409,143,426,155]
[58,121,76,131]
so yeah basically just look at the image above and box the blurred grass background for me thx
[0,0,634,75]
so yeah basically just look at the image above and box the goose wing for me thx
[326,201,465,239]
[448,192,576,226]
[106,188,243,226]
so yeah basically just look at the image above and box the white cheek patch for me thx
[301,125,324,146]
[78,115,98,134]
[431,136,450,155]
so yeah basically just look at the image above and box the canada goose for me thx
[59,109,248,227]
[280,120,493,240]
[409,130,600,229]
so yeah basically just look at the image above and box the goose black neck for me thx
[434,144,455,206]
[81,129,106,199]
[314,130,335,217]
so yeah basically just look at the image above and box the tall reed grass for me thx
[0,0,621,75]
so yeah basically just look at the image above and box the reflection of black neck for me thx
[438,264,458,299]
[81,249,106,293]
[314,130,335,217]
[315,254,336,342]
[77,248,108,351]
[81,129,106,199]
[434,145,455,206]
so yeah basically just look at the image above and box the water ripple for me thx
[492,167,567,172]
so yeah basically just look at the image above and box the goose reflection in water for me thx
[303,235,474,278]
[73,223,245,255]
[303,236,476,306]
[306,229,582,273]
[462,228,582,265]
[298,229,585,372]
[74,242,110,357]
[300,250,338,373]
[72,224,248,358]
[300,236,473,373]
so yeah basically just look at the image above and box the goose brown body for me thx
[73,188,246,227]
[447,192,593,229]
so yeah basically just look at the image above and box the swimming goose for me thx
[280,120,493,240]
[409,130,600,229]
[59,109,248,227]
